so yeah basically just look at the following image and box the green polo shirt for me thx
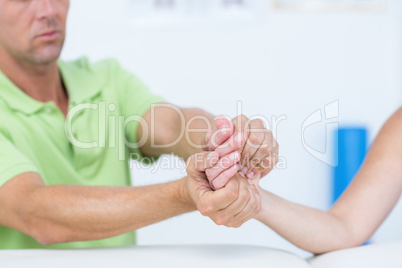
[0,57,164,249]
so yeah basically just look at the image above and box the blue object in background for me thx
[333,128,367,204]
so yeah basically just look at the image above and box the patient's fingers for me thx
[241,128,278,180]
[238,120,269,175]
[247,152,278,180]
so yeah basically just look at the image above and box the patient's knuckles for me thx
[248,134,264,147]
[261,157,271,169]
[251,119,264,127]
[238,115,249,124]
[259,145,271,156]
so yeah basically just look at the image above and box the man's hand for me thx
[185,152,261,228]
[203,115,279,184]
[204,131,246,190]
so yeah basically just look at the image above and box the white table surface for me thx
[0,245,311,268]
[309,241,402,268]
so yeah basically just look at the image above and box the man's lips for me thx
[36,30,60,40]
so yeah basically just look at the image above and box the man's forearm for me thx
[22,176,195,245]
[174,108,216,160]
[139,105,216,161]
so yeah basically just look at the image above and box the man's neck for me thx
[0,49,68,116]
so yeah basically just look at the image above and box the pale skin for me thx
[210,108,402,254]
[0,0,276,245]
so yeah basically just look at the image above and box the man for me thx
[0,0,278,249]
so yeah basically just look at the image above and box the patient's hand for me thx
[186,152,261,227]
[203,115,278,190]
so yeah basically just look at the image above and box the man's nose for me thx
[36,0,57,19]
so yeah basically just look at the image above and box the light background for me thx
[61,0,402,258]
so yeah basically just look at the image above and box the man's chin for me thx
[30,44,63,65]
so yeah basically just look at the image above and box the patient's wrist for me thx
[253,190,271,222]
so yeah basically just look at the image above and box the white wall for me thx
[61,0,402,258]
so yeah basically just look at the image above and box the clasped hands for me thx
[186,115,278,227]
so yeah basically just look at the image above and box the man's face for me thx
[0,0,69,65]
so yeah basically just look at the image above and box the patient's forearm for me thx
[21,177,195,245]
[254,109,402,254]
[254,190,357,254]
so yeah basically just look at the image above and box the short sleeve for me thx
[112,61,165,165]
[0,132,39,188]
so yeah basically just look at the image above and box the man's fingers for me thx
[207,128,232,151]
[209,163,239,190]
[202,131,213,150]
[236,181,261,221]
[223,177,251,215]
[207,119,234,151]
[203,116,234,151]
[214,116,232,130]
[212,176,260,227]
[199,176,240,214]
[214,132,246,158]
[231,114,249,152]
[205,151,240,184]
[186,151,219,174]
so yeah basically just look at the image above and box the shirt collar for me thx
[58,58,105,106]
[0,69,43,114]
[0,58,105,115]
